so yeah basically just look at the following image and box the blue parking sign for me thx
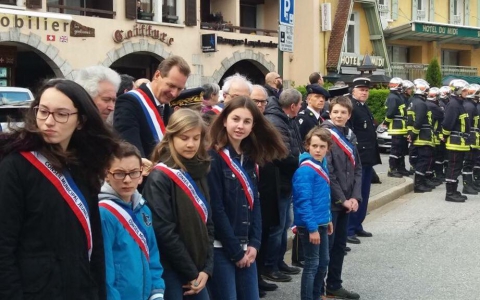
[279,0,294,25]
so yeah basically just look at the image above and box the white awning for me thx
[0,8,72,21]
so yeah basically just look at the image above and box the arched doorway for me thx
[219,59,269,86]
[0,42,56,91]
[110,52,163,81]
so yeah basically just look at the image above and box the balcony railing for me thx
[452,15,462,25]
[416,10,427,21]
[391,62,477,80]
[378,4,390,19]
[200,22,278,37]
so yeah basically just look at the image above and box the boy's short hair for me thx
[304,127,333,150]
[329,96,353,114]
[111,141,142,166]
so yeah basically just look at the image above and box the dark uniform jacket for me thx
[264,85,280,99]
[347,96,381,167]
[320,120,362,211]
[439,98,449,110]
[442,96,471,151]
[425,100,444,145]
[384,91,408,135]
[401,93,412,108]
[0,153,106,300]
[463,98,479,146]
[114,83,172,158]
[407,95,434,147]
[296,107,322,141]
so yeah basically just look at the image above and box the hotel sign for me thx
[414,23,480,38]
[340,54,385,68]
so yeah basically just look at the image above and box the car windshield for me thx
[0,91,32,104]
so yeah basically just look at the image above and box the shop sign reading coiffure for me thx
[113,24,173,46]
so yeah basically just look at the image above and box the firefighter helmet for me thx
[413,79,430,95]
[388,77,403,91]
[426,87,439,101]
[401,80,414,94]
[449,79,469,96]
[438,86,451,99]
[465,84,480,99]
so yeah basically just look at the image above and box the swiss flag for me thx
[47,35,55,42]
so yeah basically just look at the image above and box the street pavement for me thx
[264,154,480,299]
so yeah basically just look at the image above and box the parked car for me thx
[376,121,392,151]
[0,87,34,132]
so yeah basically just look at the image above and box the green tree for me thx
[425,57,442,88]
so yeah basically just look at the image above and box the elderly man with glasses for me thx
[221,73,253,103]
[251,84,269,113]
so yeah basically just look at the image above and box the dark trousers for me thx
[414,146,434,175]
[409,144,418,169]
[463,149,474,173]
[324,210,348,291]
[389,135,406,170]
[292,232,305,264]
[445,150,465,182]
[348,166,373,236]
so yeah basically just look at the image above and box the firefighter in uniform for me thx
[400,80,416,174]
[425,87,445,183]
[407,79,435,193]
[438,86,451,110]
[462,84,480,195]
[296,84,330,140]
[384,77,409,177]
[442,79,471,202]
[473,87,480,189]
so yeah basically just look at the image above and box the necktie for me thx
[158,105,164,118]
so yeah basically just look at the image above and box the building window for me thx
[378,0,391,20]
[388,46,410,63]
[0,0,16,5]
[442,50,459,65]
[415,0,429,21]
[47,0,114,18]
[240,4,256,33]
[451,0,464,25]
[343,13,359,54]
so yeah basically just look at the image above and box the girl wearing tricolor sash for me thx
[0,79,118,299]
[207,96,288,300]
[292,128,334,300]
[143,109,213,300]
[99,142,165,300]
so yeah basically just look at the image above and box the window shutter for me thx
[412,0,418,21]
[26,0,42,9]
[125,0,137,20]
[429,0,434,22]
[464,1,470,25]
[449,0,454,24]
[185,0,197,26]
[391,0,398,20]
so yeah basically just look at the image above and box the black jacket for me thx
[264,85,280,99]
[407,95,434,146]
[296,108,322,141]
[0,153,106,300]
[264,97,304,195]
[463,98,478,145]
[442,96,470,134]
[425,100,444,135]
[384,91,408,135]
[347,96,381,167]
[320,121,362,211]
[113,84,172,158]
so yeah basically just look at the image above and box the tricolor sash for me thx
[211,105,223,115]
[300,160,330,184]
[218,148,255,210]
[154,163,208,223]
[99,200,150,261]
[327,126,356,166]
[129,89,166,143]
[20,151,92,260]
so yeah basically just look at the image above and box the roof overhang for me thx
[384,21,480,45]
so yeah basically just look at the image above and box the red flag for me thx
[47,35,55,42]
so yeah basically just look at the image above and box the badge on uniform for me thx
[299,118,304,125]
[364,121,367,129]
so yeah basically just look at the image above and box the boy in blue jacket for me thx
[99,142,165,300]
[320,96,362,299]
[293,127,334,300]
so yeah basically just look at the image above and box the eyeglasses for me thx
[34,107,78,124]
[253,99,268,106]
[224,92,241,98]
[108,170,142,180]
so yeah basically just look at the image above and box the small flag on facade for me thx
[47,35,55,41]
[60,36,68,43]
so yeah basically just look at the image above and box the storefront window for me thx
[343,13,359,54]
[442,50,459,66]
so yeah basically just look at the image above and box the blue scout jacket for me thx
[292,152,332,232]
[99,183,165,300]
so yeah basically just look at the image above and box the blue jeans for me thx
[348,166,373,236]
[209,248,259,300]
[264,193,292,271]
[163,269,210,300]
[298,226,329,300]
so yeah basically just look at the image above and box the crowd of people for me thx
[2,53,477,300]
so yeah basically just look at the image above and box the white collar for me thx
[146,82,161,107]
[307,106,320,119]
